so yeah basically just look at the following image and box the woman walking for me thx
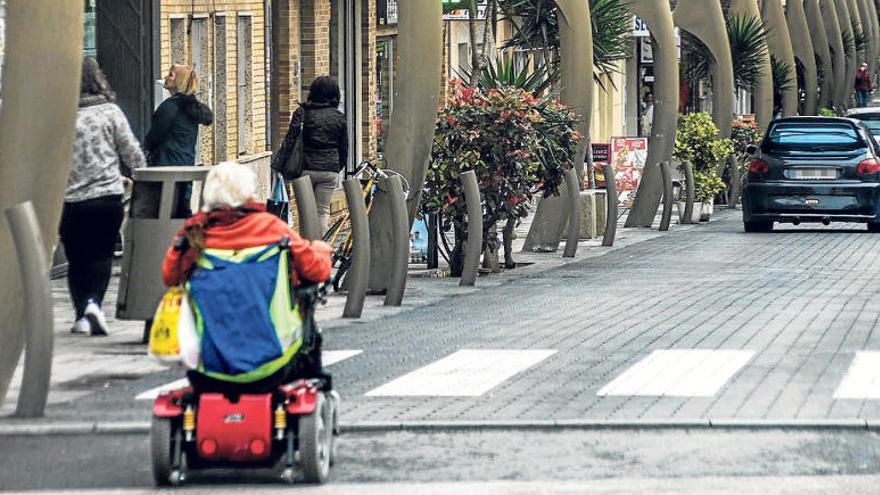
[271,76,348,234]
[145,64,213,217]
[63,57,146,336]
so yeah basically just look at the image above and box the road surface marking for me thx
[365,349,557,397]
[834,351,880,399]
[135,350,363,400]
[597,349,755,397]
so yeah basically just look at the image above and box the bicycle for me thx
[322,161,410,292]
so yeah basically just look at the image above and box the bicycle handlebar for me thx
[354,161,411,197]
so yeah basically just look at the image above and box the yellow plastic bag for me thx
[148,287,200,368]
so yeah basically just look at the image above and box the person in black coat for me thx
[145,64,213,216]
[271,76,348,234]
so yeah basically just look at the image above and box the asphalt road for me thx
[3,429,880,493]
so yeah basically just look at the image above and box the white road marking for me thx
[365,349,557,397]
[834,351,880,399]
[135,350,363,400]
[597,350,755,397]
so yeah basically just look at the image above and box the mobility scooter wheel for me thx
[150,416,175,487]
[299,393,331,483]
[325,390,340,466]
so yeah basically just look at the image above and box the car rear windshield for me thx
[855,115,880,135]
[764,122,865,151]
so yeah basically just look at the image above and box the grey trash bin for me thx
[116,166,209,338]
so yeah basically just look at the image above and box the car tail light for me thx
[857,159,880,175]
[748,158,769,174]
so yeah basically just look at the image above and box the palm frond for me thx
[457,54,556,94]
[771,55,794,101]
[727,14,769,91]
[851,20,867,54]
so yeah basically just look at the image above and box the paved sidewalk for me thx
[1,204,675,420]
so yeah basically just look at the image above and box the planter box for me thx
[678,201,703,224]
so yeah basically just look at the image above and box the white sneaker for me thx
[84,300,109,337]
[70,318,91,335]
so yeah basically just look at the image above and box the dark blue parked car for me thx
[742,117,880,232]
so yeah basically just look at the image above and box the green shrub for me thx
[694,170,726,202]
[673,112,734,174]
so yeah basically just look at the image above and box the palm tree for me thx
[771,55,794,115]
[681,14,769,92]
[496,0,632,87]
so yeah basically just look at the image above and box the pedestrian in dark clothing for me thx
[63,57,146,336]
[855,62,873,108]
[145,64,213,217]
[271,76,348,234]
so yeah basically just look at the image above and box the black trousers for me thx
[59,195,123,319]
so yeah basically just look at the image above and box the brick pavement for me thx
[2,203,668,421]
[12,208,879,425]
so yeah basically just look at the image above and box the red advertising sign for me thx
[610,137,649,208]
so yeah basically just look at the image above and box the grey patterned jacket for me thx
[65,102,146,203]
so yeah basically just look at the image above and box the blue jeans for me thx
[857,91,869,108]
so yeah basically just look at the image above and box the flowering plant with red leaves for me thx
[421,80,580,271]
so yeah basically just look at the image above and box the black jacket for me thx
[271,102,348,173]
[145,93,213,166]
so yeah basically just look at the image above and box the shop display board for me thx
[610,137,649,208]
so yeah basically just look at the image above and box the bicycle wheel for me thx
[331,256,352,292]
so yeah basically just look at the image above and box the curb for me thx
[1,418,877,436]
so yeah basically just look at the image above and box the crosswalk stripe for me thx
[597,350,754,397]
[834,351,880,399]
[135,350,363,400]
[365,349,557,397]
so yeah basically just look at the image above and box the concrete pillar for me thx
[624,0,679,228]
[847,0,865,65]
[0,0,83,405]
[523,0,593,251]
[729,0,774,131]
[762,0,798,116]
[805,0,834,110]
[788,0,819,115]
[673,0,734,139]
[865,0,880,81]
[856,0,878,80]
[368,0,442,289]
[820,0,847,112]
[834,0,856,110]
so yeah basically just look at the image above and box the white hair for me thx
[201,161,258,211]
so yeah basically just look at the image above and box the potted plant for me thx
[673,112,733,219]
[421,80,577,275]
[694,170,725,221]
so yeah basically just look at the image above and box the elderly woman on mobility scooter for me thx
[151,161,337,486]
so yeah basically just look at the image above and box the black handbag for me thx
[266,174,290,220]
[281,112,305,180]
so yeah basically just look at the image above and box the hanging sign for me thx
[443,1,488,20]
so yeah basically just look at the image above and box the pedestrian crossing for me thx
[134,348,880,402]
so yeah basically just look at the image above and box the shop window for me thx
[237,14,253,155]
[191,16,211,164]
[214,15,227,162]
[376,38,394,154]
[83,0,96,57]
[170,17,186,66]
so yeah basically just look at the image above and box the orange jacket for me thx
[162,211,331,288]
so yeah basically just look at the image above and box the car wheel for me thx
[744,221,773,233]
[868,223,880,233]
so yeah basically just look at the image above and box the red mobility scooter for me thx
[150,284,338,486]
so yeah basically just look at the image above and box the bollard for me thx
[562,168,581,258]
[383,175,409,307]
[459,170,483,287]
[683,161,695,225]
[5,202,53,417]
[342,179,370,318]
[659,161,674,232]
[292,176,322,241]
[602,164,617,247]
[727,155,741,208]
